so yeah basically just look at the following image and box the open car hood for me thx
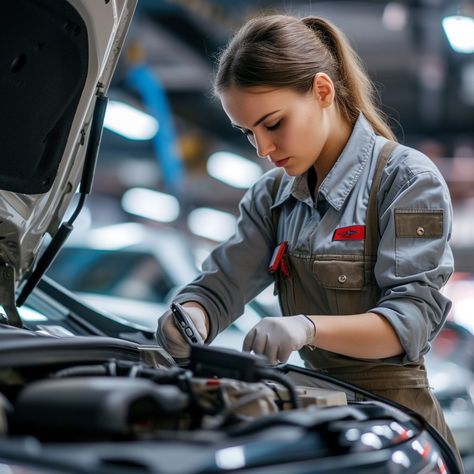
[0,0,137,323]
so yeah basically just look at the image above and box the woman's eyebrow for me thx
[231,110,281,130]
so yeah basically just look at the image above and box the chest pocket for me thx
[272,141,397,317]
[312,254,379,315]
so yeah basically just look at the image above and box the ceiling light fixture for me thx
[85,223,147,250]
[188,207,237,241]
[121,188,180,223]
[382,3,408,31]
[104,100,159,140]
[207,151,263,189]
[442,15,474,54]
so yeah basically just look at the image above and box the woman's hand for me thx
[242,315,316,364]
[156,302,209,358]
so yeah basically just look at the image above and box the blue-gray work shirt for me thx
[174,114,454,363]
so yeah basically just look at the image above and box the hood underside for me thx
[0,0,138,319]
[1,0,89,195]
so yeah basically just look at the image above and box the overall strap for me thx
[364,140,398,261]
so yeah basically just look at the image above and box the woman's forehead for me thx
[220,86,300,125]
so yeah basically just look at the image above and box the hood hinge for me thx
[0,264,22,327]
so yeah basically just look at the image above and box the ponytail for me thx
[301,17,396,141]
[214,14,396,141]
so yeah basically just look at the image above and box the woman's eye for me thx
[266,121,280,131]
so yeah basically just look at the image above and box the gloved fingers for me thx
[242,327,257,353]
[243,326,267,354]
[244,327,278,365]
[251,329,269,356]
[265,335,281,365]
[156,311,190,358]
[276,345,292,364]
[183,306,208,341]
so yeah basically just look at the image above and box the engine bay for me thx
[0,326,456,473]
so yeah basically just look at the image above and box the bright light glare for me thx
[215,446,246,470]
[360,432,383,449]
[207,152,263,189]
[391,450,410,468]
[104,100,159,140]
[452,298,474,334]
[188,208,237,241]
[442,16,474,54]
[86,223,147,250]
[122,188,180,223]
[14,306,48,322]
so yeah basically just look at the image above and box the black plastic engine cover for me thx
[13,376,188,439]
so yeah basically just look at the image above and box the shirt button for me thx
[338,274,347,284]
[416,226,425,236]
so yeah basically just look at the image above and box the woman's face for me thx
[220,84,331,176]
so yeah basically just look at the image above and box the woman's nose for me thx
[254,133,276,158]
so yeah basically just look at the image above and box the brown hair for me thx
[214,14,396,141]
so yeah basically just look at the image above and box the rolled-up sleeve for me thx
[370,151,454,363]
[173,171,280,342]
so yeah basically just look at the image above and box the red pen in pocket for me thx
[268,241,289,276]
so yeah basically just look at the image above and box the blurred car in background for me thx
[426,353,474,456]
[426,320,474,456]
[45,222,267,351]
[443,272,474,340]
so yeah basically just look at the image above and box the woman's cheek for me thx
[278,128,293,153]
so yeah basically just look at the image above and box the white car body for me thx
[0,0,137,294]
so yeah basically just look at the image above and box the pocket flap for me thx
[313,259,365,290]
[395,209,443,238]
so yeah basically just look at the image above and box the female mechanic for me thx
[156,13,461,466]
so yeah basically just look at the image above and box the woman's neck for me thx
[314,113,353,184]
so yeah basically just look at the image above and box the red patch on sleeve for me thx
[333,225,365,241]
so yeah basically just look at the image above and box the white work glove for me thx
[242,315,316,365]
[156,303,209,358]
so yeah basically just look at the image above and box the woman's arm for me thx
[307,312,403,359]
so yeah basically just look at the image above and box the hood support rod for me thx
[16,94,108,309]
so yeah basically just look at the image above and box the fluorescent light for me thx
[207,152,263,189]
[188,208,237,241]
[86,223,146,250]
[122,188,180,223]
[104,100,159,140]
[442,15,474,54]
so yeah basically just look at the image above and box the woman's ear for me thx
[312,73,335,108]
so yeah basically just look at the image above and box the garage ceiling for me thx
[115,0,474,144]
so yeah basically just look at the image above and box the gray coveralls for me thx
[174,114,462,469]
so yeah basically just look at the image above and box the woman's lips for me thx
[274,157,290,168]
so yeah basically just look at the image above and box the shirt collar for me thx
[272,113,376,211]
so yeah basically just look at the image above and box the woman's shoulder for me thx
[239,168,294,216]
[376,139,448,193]
[375,139,451,210]
[383,140,445,181]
